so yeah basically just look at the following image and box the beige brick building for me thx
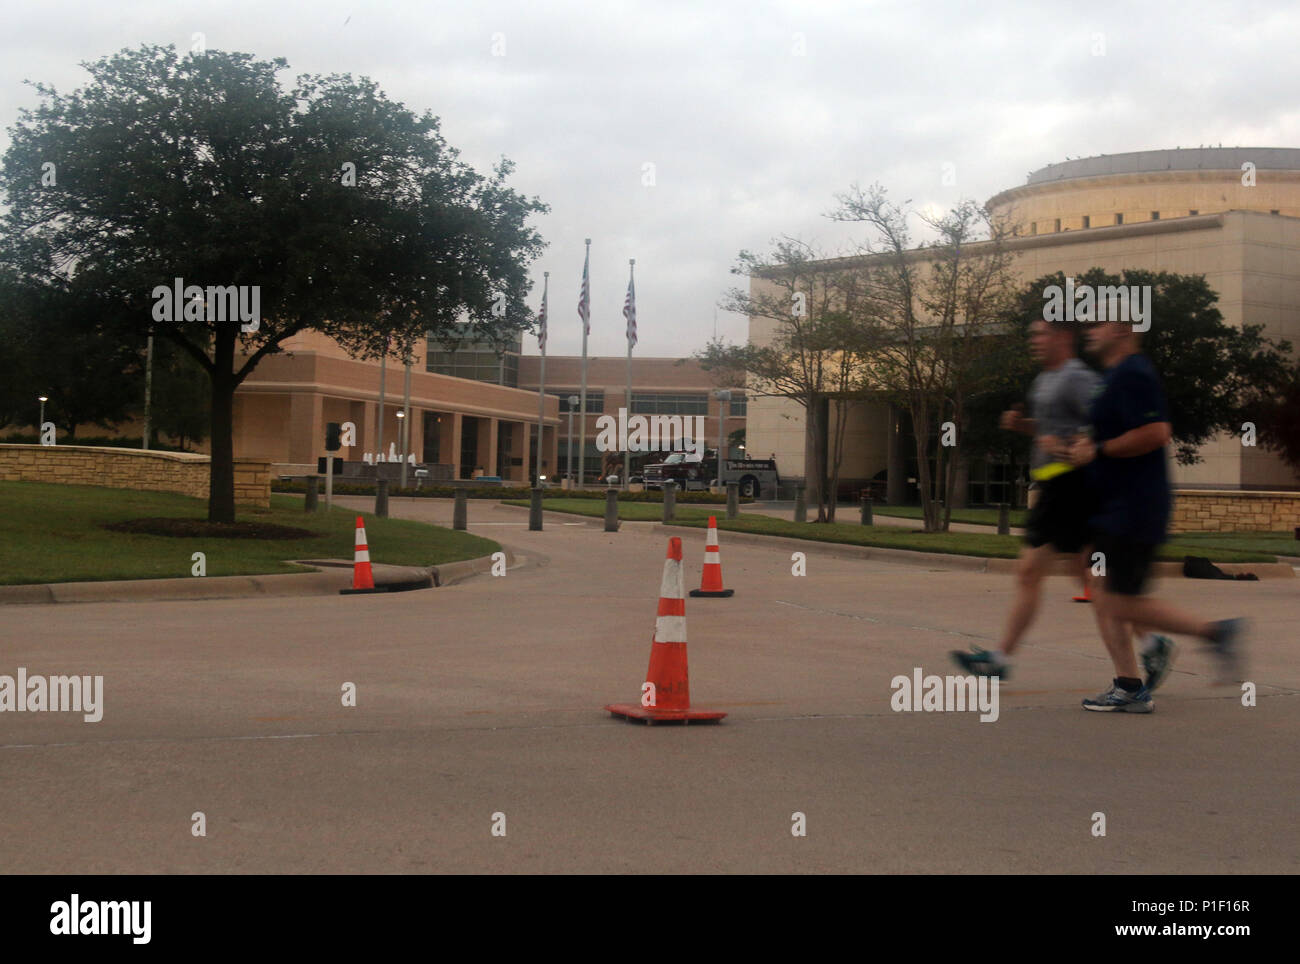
[747,148,1300,504]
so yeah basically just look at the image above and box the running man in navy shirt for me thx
[1066,318,1244,712]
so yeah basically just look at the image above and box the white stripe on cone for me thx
[654,614,687,643]
[355,549,370,563]
[355,527,368,547]
[659,558,680,600]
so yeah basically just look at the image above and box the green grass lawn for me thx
[0,482,499,585]
[869,504,1031,528]
[1163,531,1300,557]
[508,497,1277,562]
[502,498,715,523]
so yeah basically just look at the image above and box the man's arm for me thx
[1099,421,1171,458]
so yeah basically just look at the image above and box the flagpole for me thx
[624,259,634,491]
[535,272,548,486]
[578,238,591,490]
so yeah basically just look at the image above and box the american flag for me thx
[578,248,590,336]
[623,271,637,348]
[537,284,548,352]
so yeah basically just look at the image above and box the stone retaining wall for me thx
[0,445,270,507]
[1170,489,1300,533]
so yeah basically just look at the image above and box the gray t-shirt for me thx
[1028,357,1101,470]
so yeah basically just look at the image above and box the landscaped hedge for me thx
[271,479,750,504]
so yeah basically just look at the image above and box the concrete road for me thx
[1,497,1295,873]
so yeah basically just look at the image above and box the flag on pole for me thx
[578,247,591,335]
[537,283,548,351]
[623,270,637,348]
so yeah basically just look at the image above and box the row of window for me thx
[1030,208,1282,235]
[545,391,747,416]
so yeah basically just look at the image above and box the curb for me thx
[654,524,1295,579]
[0,550,512,606]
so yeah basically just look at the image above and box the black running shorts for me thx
[1024,469,1092,554]
[1092,529,1158,596]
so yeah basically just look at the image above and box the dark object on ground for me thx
[1183,555,1257,581]
[103,518,319,540]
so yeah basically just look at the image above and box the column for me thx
[448,413,464,480]
[288,392,323,466]
[886,403,906,505]
[486,418,500,477]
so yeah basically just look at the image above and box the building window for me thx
[1151,211,1160,220]
[1115,213,1123,225]
[551,391,603,414]
[630,392,709,415]
[1054,218,1061,232]
[1272,209,1280,215]
[1082,215,1090,229]
[426,333,521,386]
[1189,209,1198,216]
[1030,222,1037,236]
[727,393,747,417]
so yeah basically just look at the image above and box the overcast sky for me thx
[3,0,1298,359]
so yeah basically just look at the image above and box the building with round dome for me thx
[745,149,1300,512]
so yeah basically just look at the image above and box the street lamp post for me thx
[714,390,731,479]
[396,410,407,489]
[566,394,579,487]
[38,396,48,434]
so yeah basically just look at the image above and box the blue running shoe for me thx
[1082,682,1153,713]
[1140,634,1177,691]
[950,646,1010,679]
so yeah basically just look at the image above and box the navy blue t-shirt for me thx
[1088,353,1171,544]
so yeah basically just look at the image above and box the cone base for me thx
[604,703,726,724]
[689,589,734,597]
[1071,596,1091,603]
[340,587,389,595]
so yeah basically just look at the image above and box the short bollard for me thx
[794,484,807,523]
[860,495,873,526]
[375,478,389,518]
[529,487,543,531]
[605,488,619,532]
[997,502,1010,536]
[726,482,739,520]
[304,476,319,512]
[662,482,677,523]
[453,489,468,531]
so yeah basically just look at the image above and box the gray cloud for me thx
[3,0,1297,356]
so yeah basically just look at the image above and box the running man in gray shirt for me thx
[953,317,1117,679]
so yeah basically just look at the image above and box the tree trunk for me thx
[208,333,237,523]
[912,397,938,532]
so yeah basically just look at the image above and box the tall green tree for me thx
[1256,362,1300,476]
[828,185,1020,531]
[0,45,547,520]
[707,238,876,522]
[0,269,142,438]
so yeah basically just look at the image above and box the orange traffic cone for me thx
[340,516,385,595]
[689,516,734,598]
[1072,581,1091,603]
[605,537,726,724]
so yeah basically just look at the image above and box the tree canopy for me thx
[0,45,548,520]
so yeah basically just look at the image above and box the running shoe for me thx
[1140,634,1177,691]
[1209,618,1245,685]
[950,646,1010,679]
[1082,682,1153,713]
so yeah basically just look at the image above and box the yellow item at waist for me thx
[1030,461,1075,482]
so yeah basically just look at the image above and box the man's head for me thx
[1084,320,1139,365]
[1029,317,1077,368]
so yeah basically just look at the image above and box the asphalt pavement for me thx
[1,496,1295,873]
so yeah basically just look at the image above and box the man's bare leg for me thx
[1090,580,1141,678]
[997,543,1057,656]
